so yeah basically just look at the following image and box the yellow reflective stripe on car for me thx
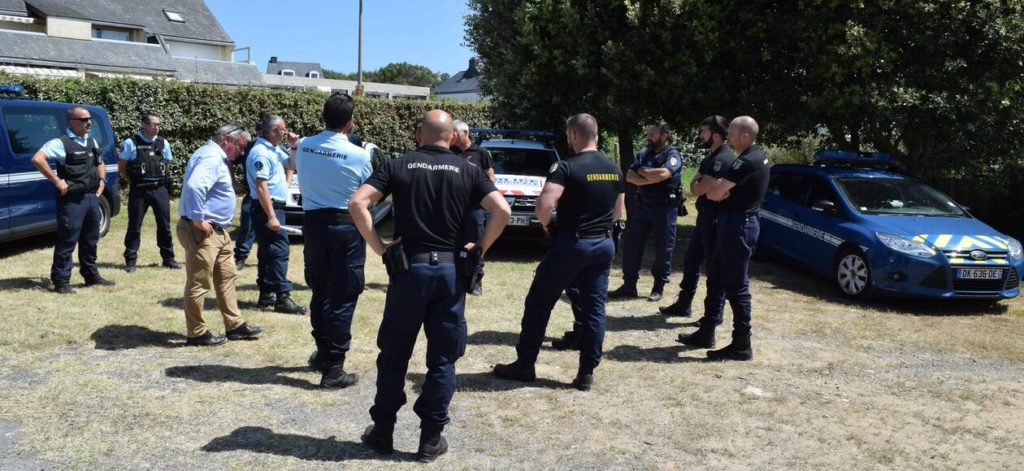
[977,235,1009,249]
[934,234,953,248]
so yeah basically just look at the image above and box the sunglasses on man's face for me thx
[70,117,92,122]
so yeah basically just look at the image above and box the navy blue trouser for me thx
[707,213,759,337]
[303,220,365,362]
[676,209,712,297]
[621,201,677,284]
[517,234,615,373]
[233,193,256,262]
[253,205,294,294]
[370,261,467,427]
[51,192,101,284]
[123,183,174,263]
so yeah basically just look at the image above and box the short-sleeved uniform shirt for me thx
[460,143,492,172]
[546,150,624,234]
[40,129,96,163]
[630,145,682,199]
[695,145,736,212]
[719,146,770,214]
[364,145,497,254]
[246,137,290,203]
[295,131,372,211]
[119,132,173,162]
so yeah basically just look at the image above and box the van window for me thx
[3,107,110,154]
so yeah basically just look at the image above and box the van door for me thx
[0,122,10,238]
[2,105,65,236]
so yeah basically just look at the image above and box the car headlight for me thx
[875,232,936,258]
[1009,238,1023,259]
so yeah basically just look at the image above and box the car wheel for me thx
[834,247,872,299]
[98,195,111,238]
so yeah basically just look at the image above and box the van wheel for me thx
[98,195,111,238]
[834,247,873,299]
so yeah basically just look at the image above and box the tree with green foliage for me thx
[319,62,451,88]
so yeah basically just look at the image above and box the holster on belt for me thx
[382,242,409,278]
[612,220,626,247]
[458,246,483,289]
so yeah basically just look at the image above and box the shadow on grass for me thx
[237,282,310,292]
[466,330,562,348]
[202,426,417,462]
[158,297,271,312]
[407,371,569,393]
[749,258,1010,317]
[0,276,51,292]
[605,313,680,332]
[365,282,388,292]
[91,325,185,350]
[604,343,714,364]
[166,365,318,390]
[0,235,53,258]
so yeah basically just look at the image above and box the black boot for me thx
[676,322,716,349]
[416,423,448,463]
[320,356,358,389]
[659,297,693,317]
[308,350,330,373]
[607,283,638,299]
[571,369,594,391]
[274,293,306,315]
[551,330,579,351]
[707,332,753,361]
[647,281,665,302]
[493,359,536,382]
[256,291,277,309]
[360,422,394,454]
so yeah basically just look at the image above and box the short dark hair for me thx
[323,93,355,129]
[566,113,598,139]
[701,115,729,139]
[141,112,160,124]
[651,120,671,139]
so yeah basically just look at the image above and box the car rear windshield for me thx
[487,147,557,176]
[835,177,966,216]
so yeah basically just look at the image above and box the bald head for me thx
[727,116,759,153]
[417,109,454,147]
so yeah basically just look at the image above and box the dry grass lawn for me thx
[1,200,1023,470]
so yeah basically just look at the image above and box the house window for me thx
[92,27,132,42]
[164,10,185,23]
[307,71,320,79]
[280,69,295,77]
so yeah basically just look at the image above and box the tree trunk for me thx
[617,127,637,210]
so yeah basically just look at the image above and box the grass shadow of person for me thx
[0,276,52,292]
[90,325,186,350]
[603,344,714,364]
[166,365,318,390]
[202,426,417,462]
[407,371,569,393]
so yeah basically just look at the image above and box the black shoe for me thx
[321,362,358,389]
[416,425,448,463]
[84,276,115,287]
[647,282,665,302]
[52,283,75,294]
[493,359,536,382]
[469,283,483,296]
[225,323,263,340]
[274,294,306,315]
[707,340,753,361]
[162,258,182,269]
[256,292,277,309]
[186,331,226,346]
[677,325,716,349]
[308,350,330,373]
[124,262,136,273]
[360,423,394,455]
[659,300,692,317]
[235,259,245,271]
[551,330,579,351]
[607,283,638,299]
[571,372,594,391]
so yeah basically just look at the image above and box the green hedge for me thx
[2,74,496,194]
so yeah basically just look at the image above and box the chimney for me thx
[270,56,278,63]
[463,57,480,79]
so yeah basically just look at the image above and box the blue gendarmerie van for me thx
[0,85,120,243]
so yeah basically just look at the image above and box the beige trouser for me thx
[176,218,244,338]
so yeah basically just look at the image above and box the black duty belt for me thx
[636,194,675,205]
[305,208,354,225]
[576,229,611,239]
[181,216,230,232]
[131,180,163,189]
[407,251,456,265]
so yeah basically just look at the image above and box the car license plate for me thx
[957,268,1003,280]
[508,215,531,226]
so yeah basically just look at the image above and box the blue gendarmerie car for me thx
[757,150,1023,300]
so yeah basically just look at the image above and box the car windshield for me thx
[835,177,966,216]
[487,147,557,176]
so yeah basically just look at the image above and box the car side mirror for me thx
[812,199,838,215]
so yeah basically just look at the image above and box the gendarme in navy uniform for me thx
[494,113,625,392]
[351,110,510,462]
[662,116,735,320]
[30,106,114,293]
[119,112,180,272]
[452,120,496,295]
[609,121,683,302]
[295,93,373,389]
[681,116,769,361]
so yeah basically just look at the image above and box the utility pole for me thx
[355,0,365,96]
